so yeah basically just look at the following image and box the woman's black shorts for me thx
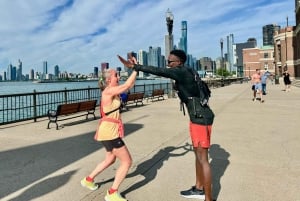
[101,137,125,152]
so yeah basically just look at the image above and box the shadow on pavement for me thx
[209,144,230,200]
[0,123,143,199]
[121,143,193,197]
[8,170,77,201]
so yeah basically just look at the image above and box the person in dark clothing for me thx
[118,49,214,201]
[283,69,292,92]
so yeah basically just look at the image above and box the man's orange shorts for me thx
[189,122,212,148]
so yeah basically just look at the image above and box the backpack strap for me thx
[104,107,120,116]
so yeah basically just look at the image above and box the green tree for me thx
[216,68,230,77]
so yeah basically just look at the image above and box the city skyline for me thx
[0,0,295,74]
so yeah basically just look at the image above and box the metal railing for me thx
[0,83,171,125]
[0,78,243,125]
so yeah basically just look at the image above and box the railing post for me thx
[33,90,37,122]
[88,86,91,100]
[64,88,68,104]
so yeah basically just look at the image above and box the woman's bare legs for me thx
[111,145,132,190]
[88,151,117,179]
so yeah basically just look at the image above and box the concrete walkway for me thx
[0,81,299,201]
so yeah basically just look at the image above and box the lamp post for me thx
[220,38,224,86]
[165,9,175,97]
[285,16,288,71]
[165,9,174,60]
[166,9,174,36]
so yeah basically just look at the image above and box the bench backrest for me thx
[135,93,144,99]
[78,100,97,112]
[152,89,164,96]
[127,92,144,101]
[57,103,79,115]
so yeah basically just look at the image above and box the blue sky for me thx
[0,0,296,75]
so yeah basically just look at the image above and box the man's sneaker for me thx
[105,190,127,201]
[180,186,205,199]
[80,177,99,190]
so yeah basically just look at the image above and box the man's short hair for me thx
[170,49,187,63]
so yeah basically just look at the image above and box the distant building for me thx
[148,46,162,67]
[178,21,187,54]
[101,63,109,72]
[226,34,234,72]
[7,64,12,81]
[199,57,213,74]
[243,46,275,77]
[137,50,148,77]
[54,65,59,77]
[235,38,257,77]
[263,24,280,46]
[138,50,148,65]
[274,26,295,77]
[16,59,22,81]
[293,0,300,77]
[29,69,34,80]
[93,67,98,78]
[3,71,7,81]
[43,61,48,75]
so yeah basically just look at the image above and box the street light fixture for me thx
[166,8,174,36]
[165,9,175,97]
[220,38,224,86]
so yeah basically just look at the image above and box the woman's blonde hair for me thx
[98,69,113,91]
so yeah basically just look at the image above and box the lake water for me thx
[0,79,171,95]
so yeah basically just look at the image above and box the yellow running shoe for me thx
[105,190,127,201]
[80,177,99,191]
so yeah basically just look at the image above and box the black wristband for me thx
[133,65,139,72]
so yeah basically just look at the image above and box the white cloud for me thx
[0,0,296,75]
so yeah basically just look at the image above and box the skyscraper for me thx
[29,69,34,80]
[226,34,234,72]
[148,46,162,67]
[7,64,12,81]
[263,24,280,46]
[16,59,22,81]
[54,65,59,77]
[43,61,48,74]
[138,50,148,65]
[93,67,98,78]
[178,21,187,54]
[43,61,48,79]
[138,50,148,77]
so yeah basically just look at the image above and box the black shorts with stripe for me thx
[101,137,125,152]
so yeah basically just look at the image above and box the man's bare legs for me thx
[195,146,212,201]
[256,89,264,102]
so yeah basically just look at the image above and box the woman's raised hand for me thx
[117,55,135,68]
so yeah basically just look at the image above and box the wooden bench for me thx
[150,89,165,101]
[123,92,144,110]
[47,100,97,130]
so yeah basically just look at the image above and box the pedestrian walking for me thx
[283,69,292,92]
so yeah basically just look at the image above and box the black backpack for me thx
[188,68,211,106]
[178,68,214,125]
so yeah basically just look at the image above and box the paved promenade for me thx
[0,81,299,201]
